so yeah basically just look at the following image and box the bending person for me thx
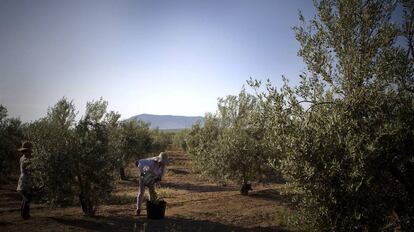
[135,152,169,216]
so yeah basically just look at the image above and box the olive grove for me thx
[24,97,162,216]
[186,89,275,194]
[0,105,23,181]
[185,0,414,230]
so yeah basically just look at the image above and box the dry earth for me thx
[0,149,296,232]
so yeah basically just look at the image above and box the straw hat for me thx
[155,152,169,165]
[18,141,33,152]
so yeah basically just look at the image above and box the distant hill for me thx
[128,114,204,130]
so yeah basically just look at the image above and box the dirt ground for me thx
[0,150,296,232]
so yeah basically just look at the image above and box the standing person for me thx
[135,152,169,216]
[16,141,33,220]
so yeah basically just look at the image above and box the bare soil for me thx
[0,150,296,232]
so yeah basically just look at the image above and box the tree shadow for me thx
[168,168,190,175]
[159,182,237,193]
[134,217,292,232]
[249,189,282,201]
[51,215,292,232]
[51,216,135,231]
[115,176,235,194]
[0,221,13,226]
[117,179,139,187]
[249,189,294,206]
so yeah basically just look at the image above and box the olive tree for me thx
[118,120,152,179]
[27,97,118,216]
[172,129,190,151]
[74,98,116,216]
[186,114,223,180]
[187,90,273,193]
[150,128,173,153]
[0,105,23,180]
[252,0,414,230]
[26,98,77,205]
[103,111,125,179]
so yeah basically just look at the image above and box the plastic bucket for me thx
[146,200,166,219]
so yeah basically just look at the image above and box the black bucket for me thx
[146,200,166,220]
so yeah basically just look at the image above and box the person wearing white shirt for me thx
[135,152,169,216]
[16,141,34,220]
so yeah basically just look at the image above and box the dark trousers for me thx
[18,191,32,219]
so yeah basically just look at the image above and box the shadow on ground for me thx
[249,189,295,209]
[0,221,13,226]
[116,179,139,187]
[168,168,190,175]
[160,182,236,193]
[51,215,292,232]
[249,189,285,202]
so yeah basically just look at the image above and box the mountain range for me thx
[128,114,205,130]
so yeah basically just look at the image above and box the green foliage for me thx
[172,129,190,151]
[26,98,77,205]
[186,0,413,230]
[245,0,414,230]
[117,120,152,179]
[186,114,223,180]
[104,111,123,178]
[150,128,173,153]
[0,105,23,180]
[23,97,158,215]
[121,120,152,159]
[26,98,117,216]
[186,90,274,189]
[74,98,116,216]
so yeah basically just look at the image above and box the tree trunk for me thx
[240,182,252,195]
[119,167,126,180]
[240,171,252,195]
[77,175,96,217]
[79,193,94,216]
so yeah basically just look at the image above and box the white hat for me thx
[156,152,169,165]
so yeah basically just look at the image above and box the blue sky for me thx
[0,0,315,122]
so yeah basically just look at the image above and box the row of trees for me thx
[184,0,414,231]
[0,106,23,181]
[0,98,172,216]
[184,90,276,192]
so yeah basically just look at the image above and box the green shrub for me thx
[251,0,414,230]
[172,129,190,151]
[26,98,77,205]
[74,98,116,216]
[186,90,274,192]
[118,120,152,179]
[26,98,117,216]
[150,129,173,153]
[0,105,23,180]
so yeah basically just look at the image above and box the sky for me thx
[0,0,315,122]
